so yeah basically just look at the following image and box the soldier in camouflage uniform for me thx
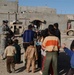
[0,20,12,59]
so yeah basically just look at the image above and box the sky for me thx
[19,0,74,14]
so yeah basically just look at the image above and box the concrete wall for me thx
[0,13,16,26]
[0,13,8,25]
[0,1,18,13]
[0,0,17,25]
[18,11,68,31]
[19,6,56,14]
[0,0,73,32]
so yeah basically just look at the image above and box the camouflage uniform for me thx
[0,20,11,59]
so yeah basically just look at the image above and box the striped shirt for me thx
[42,36,60,52]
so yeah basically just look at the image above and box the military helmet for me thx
[3,20,8,23]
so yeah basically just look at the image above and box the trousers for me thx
[42,52,58,75]
[6,56,15,72]
[26,58,35,72]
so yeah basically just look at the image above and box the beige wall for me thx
[0,0,73,32]
[0,1,18,13]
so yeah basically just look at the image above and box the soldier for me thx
[2,20,11,48]
[0,20,13,59]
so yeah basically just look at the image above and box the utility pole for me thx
[8,12,10,23]
[15,0,18,21]
[16,0,18,13]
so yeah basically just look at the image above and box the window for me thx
[4,4,7,6]
[11,26,13,28]
[19,26,22,28]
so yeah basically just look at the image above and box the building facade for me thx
[0,0,74,34]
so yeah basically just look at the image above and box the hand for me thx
[61,43,66,49]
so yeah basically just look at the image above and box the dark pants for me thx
[23,43,30,51]
[42,52,58,75]
[67,68,74,75]
[14,51,21,64]
[36,45,41,68]
[6,56,15,73]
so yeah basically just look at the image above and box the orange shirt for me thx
[42,36,60,52]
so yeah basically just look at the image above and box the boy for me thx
[25,42,38,73]
[4,40,16,73]
[62,43,74,75]
[13,39,21,64]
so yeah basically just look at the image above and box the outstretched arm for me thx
[64,47,73,57]
[61,44,73,57]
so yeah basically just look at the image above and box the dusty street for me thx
[0,33,74,75]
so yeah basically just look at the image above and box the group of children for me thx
[23,24,74,75]
[4,38,74,75]
[26,39,74,75]
[24,25,74,75]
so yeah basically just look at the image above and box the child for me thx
[13,39,21,64]
[4,40,16,73]
[35,35,42,69]
[62,43,74,75]
[42,25,60,75]
[25,41,38,73]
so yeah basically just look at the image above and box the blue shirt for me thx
[23,30,35,42]
[64,47,74,68]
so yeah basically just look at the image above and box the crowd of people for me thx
[0,20,74,75]
[22,23,74,75]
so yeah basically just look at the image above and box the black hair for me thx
[40,28,48,38]
[40,30,45,37]
[28,25,33,29]
[14,39,18,44]
[8,39,13,45]
[3,20,8,23]
[48,24,55,35]
[44,28,49,37]
[70,40,74,50]
[54,23,59,29]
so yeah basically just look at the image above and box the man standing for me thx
[0,20,12,59]
[2,20,11,48]
[23,25,37,51]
